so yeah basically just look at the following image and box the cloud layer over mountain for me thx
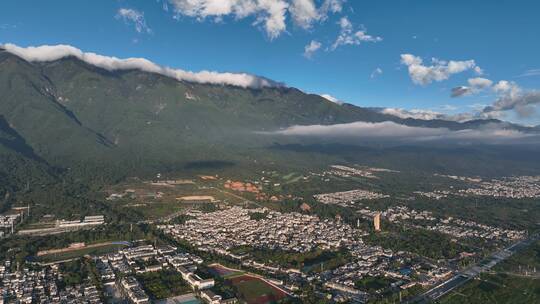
[2,43,283,89]
[265,121,535,144]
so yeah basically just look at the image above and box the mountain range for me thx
[1,46,540,188]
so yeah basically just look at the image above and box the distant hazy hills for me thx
[0,47,539,180]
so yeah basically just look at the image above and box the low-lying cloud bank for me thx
[378,108,477,122]
[1,43,283,89]
[263,121,537,144]
[380,108,447,121]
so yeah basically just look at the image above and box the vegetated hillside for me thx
[0,48,540,182]
[1,49,380,166]
[0,116,58,212]
[0,51,113,162]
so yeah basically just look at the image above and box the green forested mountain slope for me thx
[0,115,57,212]
[0,48,538,180]
[0,51,112,162]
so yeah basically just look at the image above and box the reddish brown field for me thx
[228,274,288,304]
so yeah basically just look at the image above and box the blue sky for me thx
[1,0,539,124]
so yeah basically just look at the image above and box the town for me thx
[0,170,537,304]
[314,189,390,206]
[382,206,525,242]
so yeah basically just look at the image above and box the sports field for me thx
[228,274,288,304]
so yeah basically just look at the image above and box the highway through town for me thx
[408,233,539,303]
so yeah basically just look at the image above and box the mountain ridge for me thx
[1,45,529,130]
[0,47,539,181]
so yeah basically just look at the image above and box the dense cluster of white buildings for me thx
[0,262,101,304]
[427,218,526,241]
[95,244,211,303]
[314,189,389,206]
[383,206,525,242]
[436,175,482,183]
[312,165,399,180]
[420,175,540,200]
[98,244,203,276]
[17,215,105,237]
[413,190,450,200]
[383,206,436,222]
[157,206,460,301]
[458,176,540,199]
[159,207,358,255]
[57,216,105,229]
[0,214,20,237]
[120,276,149,304]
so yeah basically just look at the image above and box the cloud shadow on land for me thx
[183,160,236,170]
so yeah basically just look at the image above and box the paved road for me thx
[409,233,539,303]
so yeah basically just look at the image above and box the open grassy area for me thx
[355,276,396,292]
[494,240,540,273]
[439,273,539,304]
[106,178,254,220]
[281,172,305,184]
[230,246,349,272]
[124,201,186,220]
[37,243,127,263]
[137,270,191,300]
[364,226,471,260]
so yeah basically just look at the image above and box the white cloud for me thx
[473,66,484,75]
[468,77,493,89]
[167,0,344,39]
[381,108,446,121]
[492,80,519,94]
[441,104,458,111]
[380,108,475,122]
[518,68,540,78]
[330,17,382,50]
[255,0,290,39]
[451,77,493,97]
[454,79,540,118]
[168,0,288,39]
[320,94,343,105]
[0,24,17,30]
[2,43,283,89]
[265,121,532,144]
[116,8,152,34]
[484,90,540,118]
[370,67,383,79]
[450,77,540,118]
[303,40,321,58]
[289,0,346,30]
[289,0,319,29]
[320,0,345,15]
[400,54,481,85]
